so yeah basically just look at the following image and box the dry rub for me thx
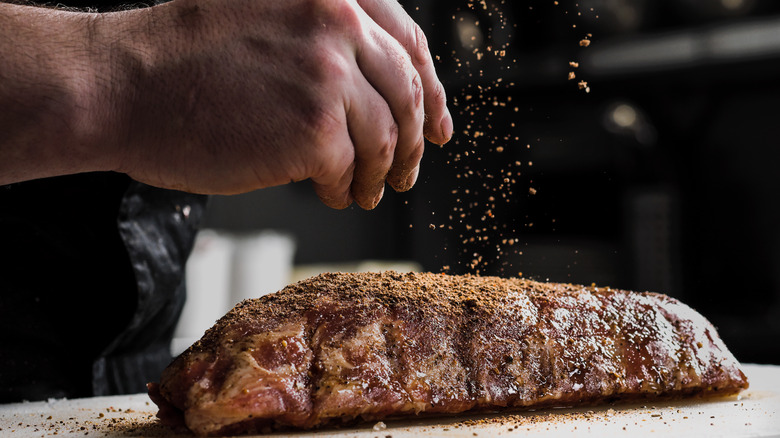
[148,271,748,436]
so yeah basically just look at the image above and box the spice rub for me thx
[150,271,748,436]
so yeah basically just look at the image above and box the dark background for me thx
[203,0,780,364]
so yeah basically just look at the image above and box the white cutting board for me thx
[1,364,778,437]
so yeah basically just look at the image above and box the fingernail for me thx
[440,107,453,144]
[405,166,420,189]
[370,185,385,210]
[323,193,352,210]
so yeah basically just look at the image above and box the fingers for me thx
[357,0,453,146]
[355,20,424,192]
[311,158,355,210]
[346,69,399,210]
[312,0,452,208]
[309,111,356,209]
[345,74,399,209]
[310,57,398,210]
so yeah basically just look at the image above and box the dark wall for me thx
[203,0,780,364]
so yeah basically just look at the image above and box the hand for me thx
[99,0,453,208]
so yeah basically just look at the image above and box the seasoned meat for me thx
[149,271,748,436]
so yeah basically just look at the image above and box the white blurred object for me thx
[173,232,423,356]
[173,230,234,355]
[230,231,296,304]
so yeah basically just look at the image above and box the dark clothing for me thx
[0,0,206,402]
[0,173,207,402]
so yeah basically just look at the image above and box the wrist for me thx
[66,12,123,174]
[0,4,124,181]
[73,9,142,175]
[87,1,194,176]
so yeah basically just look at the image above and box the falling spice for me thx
[423,2,600,275]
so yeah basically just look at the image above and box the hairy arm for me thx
[0,2,119,183]
[0,0,453,208]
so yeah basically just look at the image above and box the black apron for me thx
[0,172,207,402]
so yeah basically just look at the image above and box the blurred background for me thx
[185,0,780,364]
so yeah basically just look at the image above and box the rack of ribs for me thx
[148,271,748,436]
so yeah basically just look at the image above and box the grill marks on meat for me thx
[151,271,748,435]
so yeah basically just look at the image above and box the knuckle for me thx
[406,138,425,164]
[425,79,448,114]
[309,0,362,36]
[303,105,342,152]
[336,2,363,35]
[376,124,399,161]
[409,72,424,112]
[411,23,431,67]
[324,55,353,85]
[304,46,351,85]
[397,73,424,127]
[431,78,447,103]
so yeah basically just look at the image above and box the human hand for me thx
[100,0,453,208]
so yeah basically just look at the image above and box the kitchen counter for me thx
[2,364,778,437]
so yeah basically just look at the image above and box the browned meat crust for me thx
[151,271,748,436]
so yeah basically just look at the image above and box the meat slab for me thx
[148,271,748,435]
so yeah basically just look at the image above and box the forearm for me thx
[0,2,121,184]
